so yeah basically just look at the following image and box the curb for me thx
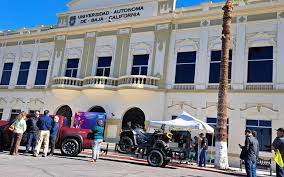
[81,151,246,176]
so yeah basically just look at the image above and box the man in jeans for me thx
[241,129,258,177]
[25,111,39,154]
[198,133,208,167]
[34,110,52,157]
[272,128,284,177]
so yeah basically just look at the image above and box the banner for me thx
[73,112,106,129]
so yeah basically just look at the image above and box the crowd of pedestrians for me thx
[7,110,60,157]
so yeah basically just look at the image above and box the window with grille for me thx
[131,54,149,75]
[65,59,79,78]
[96,57,112,77]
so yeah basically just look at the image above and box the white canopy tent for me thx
[150,111,215,164]
[150,111,214,133]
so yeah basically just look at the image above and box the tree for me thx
[214,0,234,169]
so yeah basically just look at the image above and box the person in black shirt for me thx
[240,129,258,177]
[25,111,39,153]
[199,133,208,167]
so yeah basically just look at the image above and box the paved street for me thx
[0,151,240,177]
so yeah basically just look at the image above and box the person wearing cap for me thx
[240,129,258,177]
[198,133,208,167]
[272,128,284,177]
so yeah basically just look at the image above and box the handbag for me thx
[8,124,15,132]
[274,150,284,168]
[240,147,247,160]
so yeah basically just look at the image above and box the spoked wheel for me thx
[147,149,165,167]
[61,138,79,157]
[118,136,134,153]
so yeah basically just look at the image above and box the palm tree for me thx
[214,0,234,169]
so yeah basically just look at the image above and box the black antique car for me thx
[118,127,173,167]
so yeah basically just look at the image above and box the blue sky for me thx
[0,0,224,31]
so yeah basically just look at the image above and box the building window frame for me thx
[0,108,3,120]
[247,46,273,83]
[174,51,197,84]
[131,54,149,76]
[246,119,272,152]
[96,56,112,77]
[209,50,233,84]
[0,63,13,85]
[65,58,79,78]
[206,117,229,147]
[10,109,21,123]
[17,61,31,86]
[34,60,49,85]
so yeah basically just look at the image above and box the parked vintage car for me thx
[118,127,172,151]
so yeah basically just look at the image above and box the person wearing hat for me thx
[272,128,284,177]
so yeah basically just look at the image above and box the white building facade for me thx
[0,0,284,166]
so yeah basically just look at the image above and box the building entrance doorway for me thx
[56,105,72,126]
[122,107,145,130]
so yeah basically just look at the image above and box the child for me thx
[49,116,59,156]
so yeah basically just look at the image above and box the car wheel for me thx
[147,149,164,167]
[61,138,79,157]
[118,136,134,153]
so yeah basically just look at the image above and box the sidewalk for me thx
[81,149,274,177]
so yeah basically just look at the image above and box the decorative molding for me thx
[118,28,131,35]
[5,52,16,60]
[56,35,66,41]
[156,24,170,31]
[96,45,113,57]
[130,42,153,54]
[10,98,25,104]
[21,51,33,59]
[168,101,197,110]
[175,38,200,52]
[201,20,210,27]
[201,102,235,111]
[86,32,96,38]
[38,50,51,59]
[246,31,276,47]
[0,97,7,104]
[27,98,45,105]
[65,47,83,58]
[237,16,247,23]
[240,104,279,113]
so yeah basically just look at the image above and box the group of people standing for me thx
[9,110,59,157]
[240,128,284,177]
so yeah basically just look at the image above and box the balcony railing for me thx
[245,83,274,90]
[117,75,160,89]
[173,84,195,90]
[52,77,83,89]
[83,76,118,89]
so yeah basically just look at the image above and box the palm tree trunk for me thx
[215,0,233,169]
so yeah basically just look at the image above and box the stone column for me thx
[48,35,66,87]
[195,23,209,90]
[26,39,39,89]
[113,28,131,77]
[9,41,23,89]
[152,24,172,88]
[276,15,284,89]
[80,32,96,78]
[232,16,247,90]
